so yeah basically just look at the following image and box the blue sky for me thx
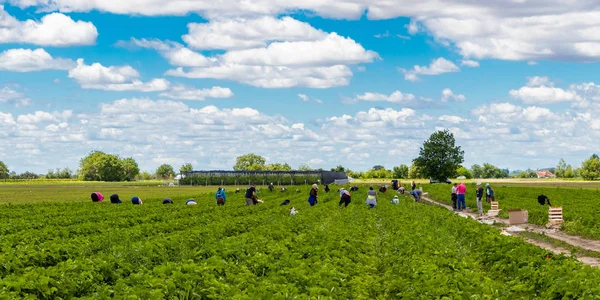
[1,1,600,174]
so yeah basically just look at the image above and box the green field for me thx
[424,183,600,239]
[1,183,600,298]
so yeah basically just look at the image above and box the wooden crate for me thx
[549,207,563,226]
[490,201,499,210]
[487,201,500,217]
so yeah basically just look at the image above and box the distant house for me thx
[536,170,556,178]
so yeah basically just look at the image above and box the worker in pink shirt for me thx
[456,182,467,211]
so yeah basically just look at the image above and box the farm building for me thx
[536,170,556,178]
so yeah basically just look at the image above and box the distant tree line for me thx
[1,141,600,181]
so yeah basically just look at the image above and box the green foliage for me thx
[413,129,464,181]
[519,170,538,178]
[471,164,483,178]
[564,166,576,178]
[555,159,568,178]
[372,165,385,171]
[1,185,600,298]
[392,165,409,179]
[12,171,39,179]
[330,165,346,173]
[233,154,267,171]
[0,161,9,179]
[408,163,424,179]
[78,151,139,182]
[580,155,600,180]
[363,168,392,179]
[46,168,73,179]
[121,158,140,181]
[266,162,292,171]
[156,164,175,179]
[297,164,312,171]
[455,166,473,179]
[179,163,193,173]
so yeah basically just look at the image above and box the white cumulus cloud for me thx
[441,88,466,102]
[0,48,75,72]
[159,86,234,101]
[68,59,170,92]
[0,6,97,46]
[400,57,460,82]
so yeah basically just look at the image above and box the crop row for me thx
[0,187,599,298]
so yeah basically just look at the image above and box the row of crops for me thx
[424,183,600,239]
[179,173,322,186]
[1,186,600,298]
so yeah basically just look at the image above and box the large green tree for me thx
[122,158,140,181]
[392,165,409,179]
[78,151,127,181]
[580,155,600,180]
[233,154,267,171]
[413,129,464,181]
[0,161,9,179]
[156,164,175,179]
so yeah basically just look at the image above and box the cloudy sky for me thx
[1,1,600,174]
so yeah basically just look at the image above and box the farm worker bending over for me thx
[186,199,197,205]
[162,198,173,204]
[391,195,399,205]
[91,192,104,202]
[131,196,143,205]
[451,183,458,211]
[486,184,495,203]
[476,182,484,216]
[245,184,257,206]
[215,187,226,206]
[366,187,377,208]
[268,183,274,192]
[110,194,122,204]
[308,184,318,206]
[456,182,467,210]
[339,188,351,207]
[397,186,405,194]
[410,189,422,202]
[324,184,330,193]
[411,181,416,191]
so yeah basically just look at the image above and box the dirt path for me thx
[421,195,600,267]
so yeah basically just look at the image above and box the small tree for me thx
[413,129,464,181]
[408,163,424,179]
[233,154,266,171]
[392,165,409,179]
[580,155,600,180]
[471,164,483,179]
[372,165,385,171]
[122,158,140,181]
[156,164,175,179]
[331,165,346,173]
[267,163,292,171]
[0,161,10,179]
[456,166,473,179]
[180,163,193,173]
[298,164,313,171]
[555,159,567,178]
